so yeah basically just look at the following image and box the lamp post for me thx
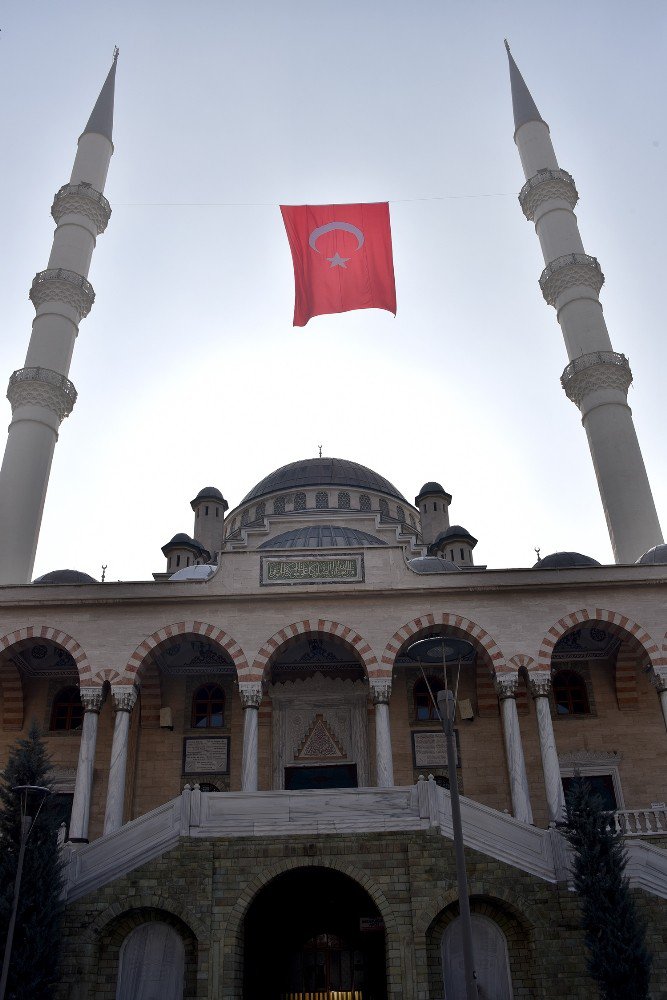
[0,784,51,1000]
[406,637,478,1000]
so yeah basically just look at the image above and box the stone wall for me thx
[56,830,667,999]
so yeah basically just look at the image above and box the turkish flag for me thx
[280,203,396,327]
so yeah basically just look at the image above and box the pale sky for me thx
[2,1,666,581]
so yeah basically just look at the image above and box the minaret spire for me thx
[0,55,118,584]
[506,45,663,563]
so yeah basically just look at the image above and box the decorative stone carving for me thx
[494,675,518,700]
[561,351,633,407]
[29,268,95,319]
[519,168,578,221]
[370,680,392,705]
[239,682,262,709]
[651,667,667,693]
[528,672,552,698]
[7,367,77,421]
[296,714,346,760]
[51,182,112,234]
[111,685,138,713]
[79,686,104,713]
[558,749,623,767]
[539,253,604,307]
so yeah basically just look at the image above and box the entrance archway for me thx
[243,867,387,1000]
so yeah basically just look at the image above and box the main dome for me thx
[241,458,408,504]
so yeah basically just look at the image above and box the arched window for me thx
[116,922,185,1000]
[274,497,286,514]
[191,684,225,728]
[396,505,405,521]
[359,494,371,511]
[256,502,265,519]
[241,509,249,525]
[379,498,389,518]
[294,492,306,511]
[50,686,84,731]
[442,914,513,999]
[337,491,350,509]
[413,677,444,722]
[316,491,329,509]
[553,669,590,715]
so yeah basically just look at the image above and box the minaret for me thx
[0,52,118,584]
[506,43,663,563]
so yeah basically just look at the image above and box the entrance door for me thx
[285,763,358,790]
[283,932,362,1000]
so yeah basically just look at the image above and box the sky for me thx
[1,1,666,581]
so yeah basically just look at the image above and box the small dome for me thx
[259,525,387,550]
[33,569,97,585]
[407,556,461,574]
[433,525,478,546]
[415,482,452,505]
[636,544,667,566]
[169,564,217,581]
[161,533,208,557]
[190,486,228,511]
[533,551,601,569]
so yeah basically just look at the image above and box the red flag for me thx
[280,203,396,327]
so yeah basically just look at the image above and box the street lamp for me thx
[406,636,478,1000]
[0,784,51,1000]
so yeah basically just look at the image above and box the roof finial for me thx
[318,444,323,458]
[505,41,545,134]
[504,38,510,53]
[534,546,541,564]
[82,50,119,142]
[113,46,119,62]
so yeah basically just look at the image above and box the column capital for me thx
[651,666,667,693]
[528,671,552,699]
[494,675,518,700]
[79,686,104,713]
[239,682,262,709]
[110,685,138,713]
[370,679,392,705]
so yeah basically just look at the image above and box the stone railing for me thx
[613,807,667,837]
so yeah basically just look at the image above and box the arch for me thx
[123,622,249,685]
[249,620,378,683]
[381,614,507,679]
[537,609,663,674]
[0,625,93,682]
[116,922,185,1000]
[508,653,536,674]
[91,667,122,686]
[90,893,208,944]
[415,881,544,942]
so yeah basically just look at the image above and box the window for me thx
[168,556,171,569]
[379,498,389,518]
[316,491,329,509]
[359,494,371,511]
[204,505,209,515]
[396,505,405,521]
[50,686,84,731]
[553,669,590,715]
[191,684,225,728]
[562,774,618,811]
[256,502,265,519]
[433,502,437,511]
[337,491,350,509]
[215,506,219,517]
[241,509,249,525]
[460,548,464,560]
[274,497,286,514]
[413,677,444,721]
[295,492,306,511]
[176,554,181,567]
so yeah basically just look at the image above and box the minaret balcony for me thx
[29,268,95,319]
[519,168,578,221]
[539,253,604,307]
[6,367,78,422]
[561,351,632,407]
[51,182,111,234]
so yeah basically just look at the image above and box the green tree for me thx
[0,722,64,1000]
[563,777,652,1000]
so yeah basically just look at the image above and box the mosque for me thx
[0,44,666,1000]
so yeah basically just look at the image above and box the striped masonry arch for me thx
[123,621,249,685]
[248,620,378,683]
[537,609,663,674]
[380,613,508,679]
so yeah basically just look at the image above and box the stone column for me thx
[240,683,262,792]
[652,667,667,733]
[68,686,104,842]
[495,676,533,824]
[528,672,566,824]
[103,686,137,835]
[370,680,394,788]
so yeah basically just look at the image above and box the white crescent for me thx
[308,221,365,253]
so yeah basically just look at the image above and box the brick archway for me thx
[380,613,507,678]
[537,609,662,673]
[123,621,249,685]
[508,653,536,675]
[248,620,378,683]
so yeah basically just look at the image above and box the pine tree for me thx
[563,776,652,1000]
[0,722,64,1000]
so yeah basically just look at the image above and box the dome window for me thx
[241,510,249,525]
[316,491,329,509]
[191,684,225,729]
[50,685,84,732]
[256,502,265,519]
[396,505,405,522]
[338,491,350,509]
[294,492,306,511]
[379,499,389,519]
[274,497,286,514]
[359,494,371,511]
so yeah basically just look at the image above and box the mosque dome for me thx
[407,556,461,574]
[636,544,667,566]
[433,525,478,545]
[533,551,602,569]
[259,526,387,550]
[33,569,97,584]
[418,482,445,495]
[169,564,217,581]
[241,458,407,504]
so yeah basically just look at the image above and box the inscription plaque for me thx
[412,730,460,768]
[261,553,364,586]
[183,737,229,775]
